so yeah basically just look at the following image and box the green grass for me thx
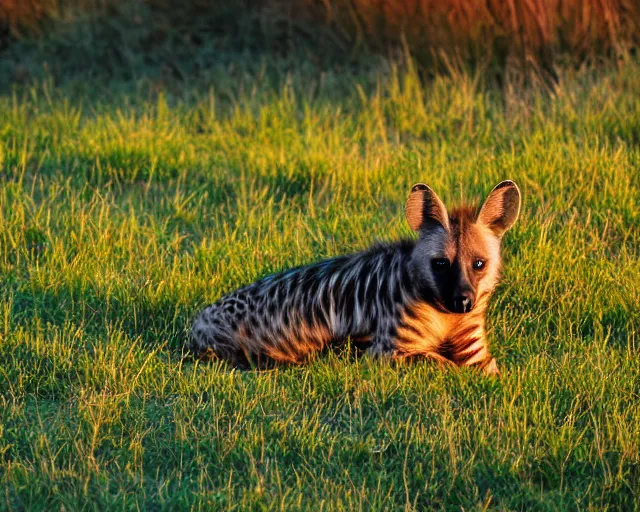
[0,56,639,510]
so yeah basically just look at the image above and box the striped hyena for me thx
[190,180,521,374]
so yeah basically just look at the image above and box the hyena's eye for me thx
[431,258,450,273]
[472,259,486,271]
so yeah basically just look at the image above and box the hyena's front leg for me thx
[367,344,458,370]
[366,327,455,368]
[452,329,500,376]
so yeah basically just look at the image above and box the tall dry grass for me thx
[306,0,638,61]
[1,0,639,74]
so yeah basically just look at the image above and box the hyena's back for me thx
[190,242,415,367]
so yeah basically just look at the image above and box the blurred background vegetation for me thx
[1,0,639,88]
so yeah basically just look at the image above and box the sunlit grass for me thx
[0,58,639,509]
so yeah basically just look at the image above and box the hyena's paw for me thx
[483,358,500,376]
[366,346,454,370]
[400,351,457,368]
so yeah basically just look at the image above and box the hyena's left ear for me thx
[405,183,450,232]
[477,180,521,237]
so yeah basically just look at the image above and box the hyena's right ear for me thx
[477,180,521,237]
[405,183,450,232]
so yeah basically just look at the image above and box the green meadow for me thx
[1,53,639,509]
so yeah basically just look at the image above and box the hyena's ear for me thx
[405,183,450,232]
[477,180,521,237]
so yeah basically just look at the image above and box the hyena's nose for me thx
[453,296,473,313]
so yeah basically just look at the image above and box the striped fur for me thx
[190,181,521,375]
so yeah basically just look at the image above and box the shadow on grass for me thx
[7,280,192,352]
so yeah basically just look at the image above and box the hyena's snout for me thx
[450,291,474,313]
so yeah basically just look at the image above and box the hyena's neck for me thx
[395,298,490,365]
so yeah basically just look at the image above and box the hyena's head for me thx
[406,181,521,314]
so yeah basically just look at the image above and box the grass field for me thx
[1,54,639,510]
